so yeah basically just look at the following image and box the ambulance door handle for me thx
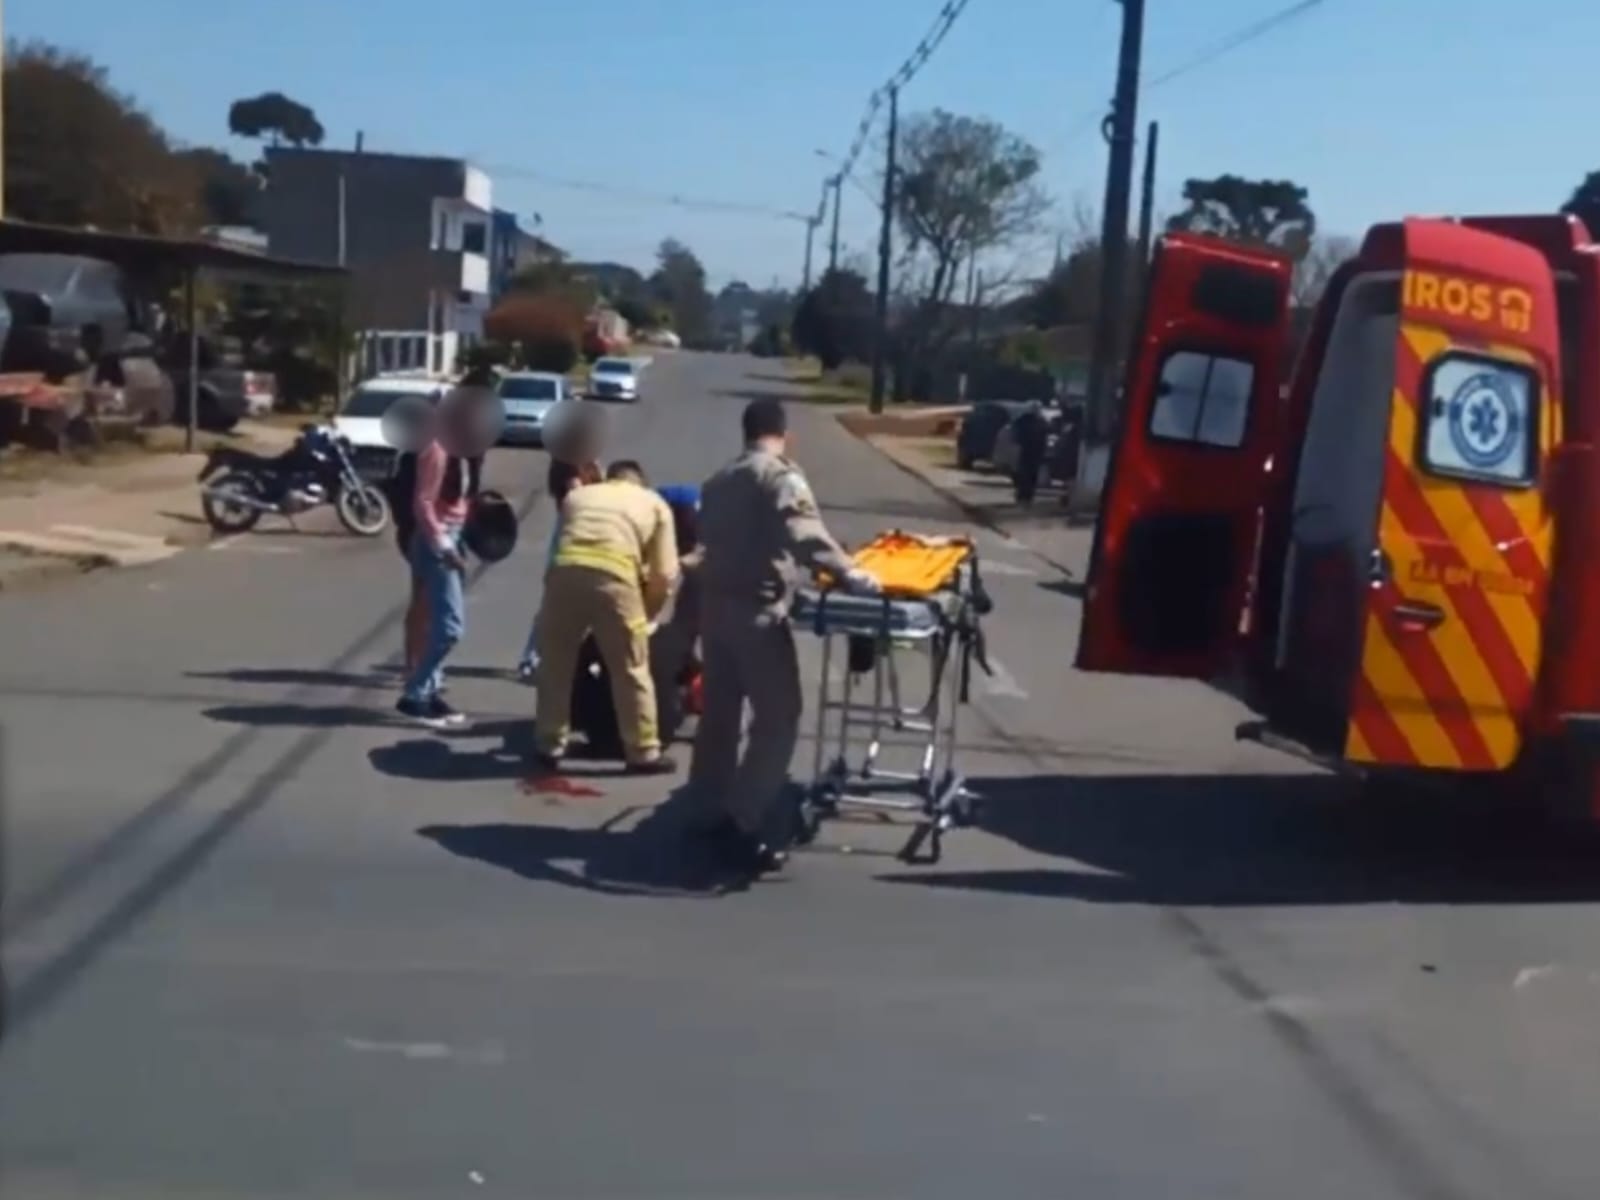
[1391,601,1445,632]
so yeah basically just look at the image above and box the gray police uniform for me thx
[691,448,854,836]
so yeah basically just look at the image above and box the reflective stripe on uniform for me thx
[552,544,638,580]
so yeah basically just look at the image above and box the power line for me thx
[1055,0,1331,146]
[832,0,975,185]
[1144,0,1326,90]
[483,163,810,223]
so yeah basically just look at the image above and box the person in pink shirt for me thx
[396,389,493,727]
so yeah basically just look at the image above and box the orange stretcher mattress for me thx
[820,530,975,598]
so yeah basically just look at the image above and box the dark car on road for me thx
[956,399,1030,469]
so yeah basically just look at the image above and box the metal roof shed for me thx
[0,220,347,450]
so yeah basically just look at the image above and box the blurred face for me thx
[439,386,503,456]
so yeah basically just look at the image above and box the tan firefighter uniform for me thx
[534,479,679,762]
[692,449,854,834]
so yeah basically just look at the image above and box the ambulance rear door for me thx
[1077,233,1293,678]
[1344,219,1561,771]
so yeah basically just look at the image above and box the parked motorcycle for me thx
[197,424,391,536]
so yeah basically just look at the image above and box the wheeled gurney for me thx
[791,531,993,864]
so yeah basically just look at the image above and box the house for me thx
[263,147,495,377]
[489,210,565,300]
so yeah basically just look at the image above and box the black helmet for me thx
[462,490,519,563]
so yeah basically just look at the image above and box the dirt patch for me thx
[836,406,966,440]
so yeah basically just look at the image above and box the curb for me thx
[848,428,1080,579]
[0,549,107,593]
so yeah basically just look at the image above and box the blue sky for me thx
[13,0,1598,289]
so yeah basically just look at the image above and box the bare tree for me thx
[886,109,1052,395]
[1293,234,1359,307]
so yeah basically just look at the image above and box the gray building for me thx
[263,147,495,377]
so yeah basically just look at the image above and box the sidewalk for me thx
[847,418,1094,579]
[0,422,296,590]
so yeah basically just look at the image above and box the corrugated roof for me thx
[0,220,345,279]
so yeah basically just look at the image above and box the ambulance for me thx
[1077,214,1600,818]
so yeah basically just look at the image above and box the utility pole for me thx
[1076,0,1146,499]
[967,258,980,349]
[1133,120,1159,275]
[0,0,7,219]
[828,175,843,274]
[869,85,898,414]
[802,216,818,292]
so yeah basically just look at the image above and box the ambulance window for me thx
[1149,351,1255,448]
[1419,352,1538,487]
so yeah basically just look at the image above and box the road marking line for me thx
[980,656,1029,700]
[342,1037,506,1064]
[978,559,1037,578]
[206,534,245,552]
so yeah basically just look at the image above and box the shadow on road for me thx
[1038,577,1086,600]
[192,664,520,690]
[202,701,398,728]
[714,387,811,407]
[877,772,1600,906]
[418,789,740,898]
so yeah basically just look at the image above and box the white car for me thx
[332,374,449,477]
[587,356,640,403]
[496,371,570,447]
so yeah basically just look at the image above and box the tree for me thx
[1293,233,1359,307]
[792,268,874,369]
[649,239,714,347]
[177,148,262,227]
[506,260,599,311]
[888,109,1051,393]
[3,42,204,234]
[1167,175,1315,259]
[612,295,659,331]
[228,92,326,149]
[1563,172,1600,241]
[484,294,584,374]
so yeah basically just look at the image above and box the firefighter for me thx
[532,459,680,775]
[691,398,879,874]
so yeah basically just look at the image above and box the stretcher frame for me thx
[792,546,991,864]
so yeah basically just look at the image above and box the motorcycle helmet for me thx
[462,489,519,563]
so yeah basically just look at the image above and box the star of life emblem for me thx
[1446,371,1521,471]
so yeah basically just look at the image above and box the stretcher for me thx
[792,531,994,863]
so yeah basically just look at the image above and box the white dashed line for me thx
[980,656,1029,700]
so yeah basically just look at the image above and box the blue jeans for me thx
[404,524,465,702]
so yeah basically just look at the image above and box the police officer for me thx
[691,398,879,874]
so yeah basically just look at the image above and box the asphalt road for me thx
[2,352,1599,1199]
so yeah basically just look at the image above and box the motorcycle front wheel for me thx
[335,483,391,537]
[201,471,265,534]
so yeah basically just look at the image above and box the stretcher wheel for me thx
[794,784,835,846]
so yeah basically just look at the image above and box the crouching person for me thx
[533,459,680,775]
